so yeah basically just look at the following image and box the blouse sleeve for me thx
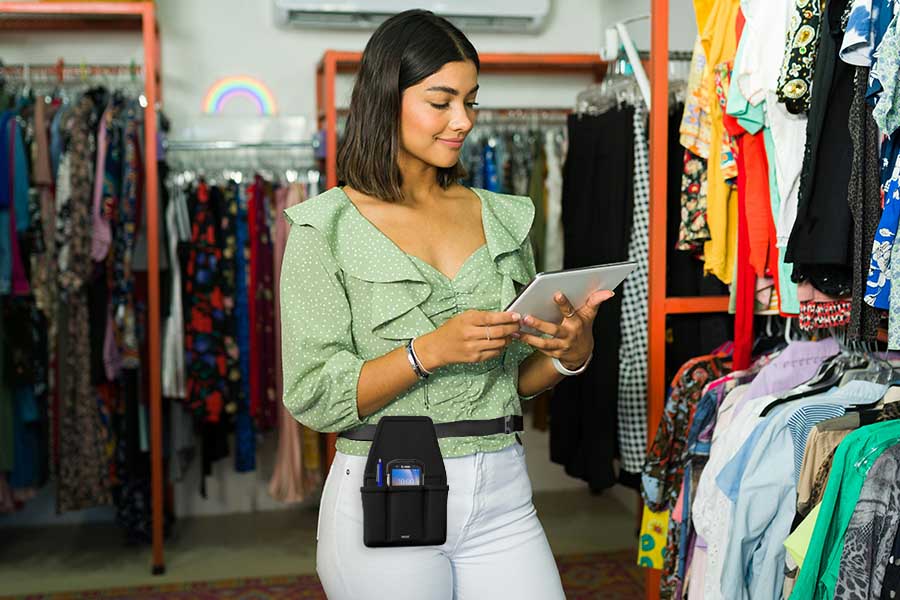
[506,235,540,400]
[279,222,366,433]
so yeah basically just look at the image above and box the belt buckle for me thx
[503,415,514,435]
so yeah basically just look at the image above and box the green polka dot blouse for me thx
[280,186,539,458]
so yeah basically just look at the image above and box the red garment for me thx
[798,300,853,330]
[252,179,278,431]
[723,9,754,370]
[742,132,775,277]
[184,182,227,422]
[248,181,260,419]
[733,136,755,370]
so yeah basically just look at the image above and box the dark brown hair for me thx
[337,10,480,202]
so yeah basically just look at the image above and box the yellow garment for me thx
[784,502,822,569]
[693,0,716,32]
[680,36,714,157]
[698,0,739,284]
[637,506,670,569]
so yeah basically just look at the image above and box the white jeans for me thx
[316,442,565,600]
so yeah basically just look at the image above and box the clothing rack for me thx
[165,140,321,184]
[0,62,147,105]
[644,0,731,597]
[315,50,607,466]
[0,1,166,576]
[0,61,143,84]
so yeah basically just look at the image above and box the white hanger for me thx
[601,16,652,110]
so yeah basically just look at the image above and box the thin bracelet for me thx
[406,341,428,379]
[406,338,431,379]
[410,337,433,376]
[552,354,592,376]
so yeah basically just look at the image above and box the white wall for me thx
[0,0,690,522]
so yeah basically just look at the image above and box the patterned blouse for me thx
[279,186,538,458]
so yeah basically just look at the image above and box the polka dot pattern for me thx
[279,186,537,458]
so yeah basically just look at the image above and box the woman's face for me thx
[398,59,479,170]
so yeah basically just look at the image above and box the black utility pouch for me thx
[360,416,449,548]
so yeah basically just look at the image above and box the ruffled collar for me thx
[284,186,535,340]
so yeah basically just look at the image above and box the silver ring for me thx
[564,309,576,318]
[486,326,492,341]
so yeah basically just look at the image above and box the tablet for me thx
[506,261,637,334]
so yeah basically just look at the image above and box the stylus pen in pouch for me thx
[376,459,383,487]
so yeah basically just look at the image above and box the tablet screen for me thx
[506,261,636,333]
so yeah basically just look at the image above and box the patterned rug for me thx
[15,550,644,599]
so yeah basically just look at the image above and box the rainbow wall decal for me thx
[203,76,278,115]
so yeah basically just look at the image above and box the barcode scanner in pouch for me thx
[360,416,448,547]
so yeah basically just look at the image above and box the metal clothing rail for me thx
[645,0,731,597]
[0,61,143,81]
[165,140,317,151]
[0,1,166,576]
[0,62,147,99]
[638,49,694,61]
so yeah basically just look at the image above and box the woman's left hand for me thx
[514,289,616,369]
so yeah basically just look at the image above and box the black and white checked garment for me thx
[617,102,650,475]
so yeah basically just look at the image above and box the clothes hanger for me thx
[759,328,852,416]
[752,315,789,357]
[761,328,894,416]
[836,343,895,414]
[840,342,893,387]
[576,51,639,116]
[759,357,850,416]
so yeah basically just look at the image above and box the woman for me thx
[280,10,613,599]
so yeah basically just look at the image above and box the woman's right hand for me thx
[414,310,522,371]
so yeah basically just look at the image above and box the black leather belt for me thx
[339,415,524,442]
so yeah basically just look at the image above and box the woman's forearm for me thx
[355,331,449,418]
[516,351,566,398]
[355,346,423,418]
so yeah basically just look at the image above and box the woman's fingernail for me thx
[511,312,521,321]
[511,332,521,338]
[523,315,532,325]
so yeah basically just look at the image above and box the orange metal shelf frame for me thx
[0,1,166,576]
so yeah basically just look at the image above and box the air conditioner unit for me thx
[273,0,551,33]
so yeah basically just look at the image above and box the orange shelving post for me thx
[646,0,731,597]
[646,0,670,595]
[0,1,165,575]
